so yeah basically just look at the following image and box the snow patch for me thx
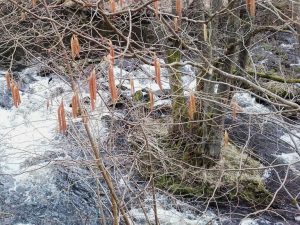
[262,168,272,180]
[129,206,217,225]
[276,153,300,164]
[280,43,295,50]
[129,195,217,225]
[280,131,300,149]
[240,218,259,225]
[290,58,300,67]
[232,92,270,113]
[277,131,300,168]
[115,63,196,94]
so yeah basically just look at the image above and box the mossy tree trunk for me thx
[237,8,254,76]
[198,1,239,166]
[167,41,189,136]
[167,0,240,167]
[194,3,221,166]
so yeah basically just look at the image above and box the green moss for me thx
[281,53,288,60]
[167,49,181,66]
[155,175,213,197]
[182,151,190,162]
[166,47,188,126]
[131,117,272,207]
[261,43,273,51]
[238,180,272,205]
[133,90,143,101]
[154,144,272,205]
[263,81,296,99]
[269,69,276,74]
[294,67,300,73]
[291,198,298,206]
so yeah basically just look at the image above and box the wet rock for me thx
[251,32,300,77]
[151,104,172,118]
[225,115,300,221]
[153,88,171,98]
[225,115,289,159]
[82,96,90,105]
[0,88,13,109]
[116,58,140,72]
[20,73,38,85]
[50,86,65,99]
[0,157,103,225]
[133,89,150,102]
[116,84,128,91]
[262,81,300,100]
[37,66,52,77]
[21,151,66,169]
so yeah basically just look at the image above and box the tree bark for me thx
[196,0,239,166]
[294,1,300,48]
[167,41,189,136]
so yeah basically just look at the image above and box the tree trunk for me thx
[167,0,239,167]
[294,1,300,48]
[167,40,189,136]
[195,0,239,166]
[237,8,253,75]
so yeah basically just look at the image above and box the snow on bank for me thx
[113,62,170,93]
[240,218,287,225]
[112,62,197,111]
